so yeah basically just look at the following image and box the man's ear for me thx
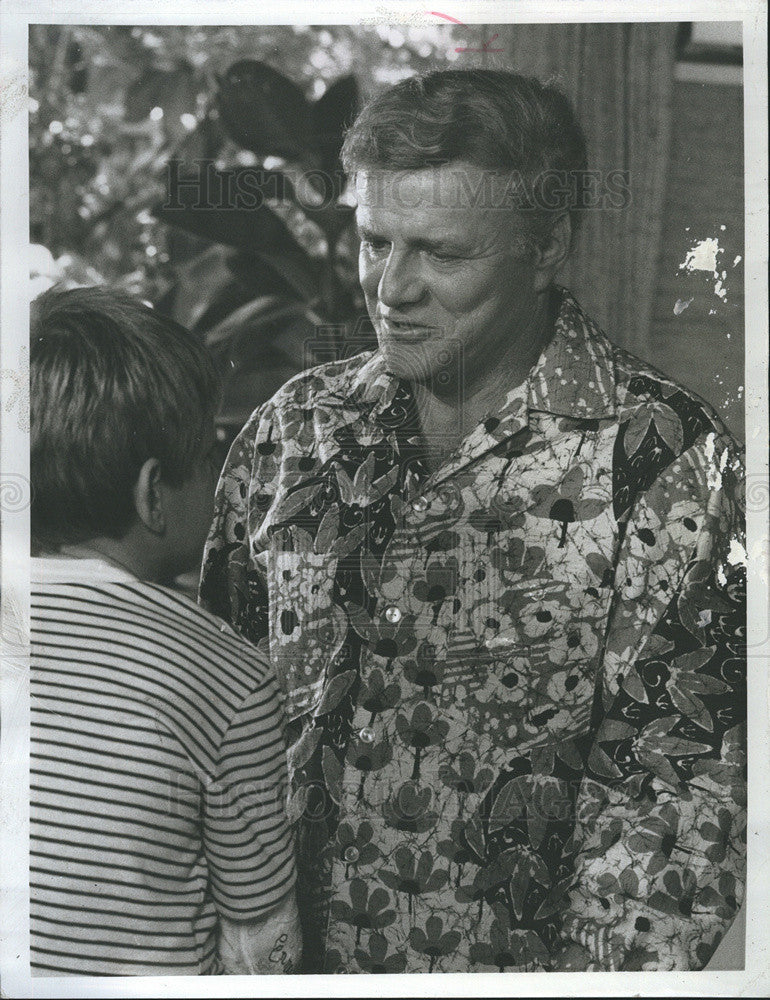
[533,213,572,291]
[134,457,166,534]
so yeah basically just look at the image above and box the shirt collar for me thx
[349,288,617,427]
[527,287,617,420]
[32,555,137,586]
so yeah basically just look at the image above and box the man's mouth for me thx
[379,316,435,340]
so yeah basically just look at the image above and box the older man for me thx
[201,70,746,974]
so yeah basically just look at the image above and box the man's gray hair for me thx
[341,69,588,247]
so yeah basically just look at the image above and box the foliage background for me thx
[30,23,465,285]
[29,24,473,430]
[29,23,745,443]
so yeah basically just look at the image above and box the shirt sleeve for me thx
[558,431,747,971]
[200,404,297,920]
[203,672,297,921]
[199,403,272,647]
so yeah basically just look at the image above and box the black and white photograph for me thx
[0,1,767,995]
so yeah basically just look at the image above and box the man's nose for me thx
[377,248,424,307]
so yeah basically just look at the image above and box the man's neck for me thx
[413,291,557,472]
[56,535,160,582]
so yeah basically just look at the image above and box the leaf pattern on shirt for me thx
[201,289,746,973]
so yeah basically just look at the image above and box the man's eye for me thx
[428,249,459,263]
[361,236,389,253]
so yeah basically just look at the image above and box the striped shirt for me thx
[30,557,295,977]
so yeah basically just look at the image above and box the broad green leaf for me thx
[288,726,322,772]
[643,633,675,658]
[669,685,713,731]
[314,504,340,554]
[216,59,312,160]
[588,743,622,779]
[672,647,716,673]
[619,867,639,897]
[533,875,573,922]
[314,669,356,717]
[527,808,548,850]
[635,747,682,789]
[276,483,324,523]
[331,523,368,559]
[586,551,613,581]
[623,408,653,457]
[322,745,343,805]
[621,667,649,704]
[463,813,486,861]
[596,718,636,742]
[651,408,684,455]
[488,776,529,834]
[555,739,584,771]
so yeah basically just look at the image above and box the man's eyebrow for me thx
[356,225,466,251]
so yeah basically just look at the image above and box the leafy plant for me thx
[153,56,368,437]
[29,24,466,440]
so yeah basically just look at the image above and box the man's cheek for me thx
[359,258,380,293]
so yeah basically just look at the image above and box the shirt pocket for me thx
[266,543,343,720]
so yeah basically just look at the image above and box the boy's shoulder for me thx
[31,557,274,713]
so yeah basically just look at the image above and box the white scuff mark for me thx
[674,297,693,315]
[680,237,722,273]
[709,308,717,315]
[679,236,730,303]
[733,255,742,266]
[703,431,729,491]
[727,538,748,567]
[720,224,726,231]
[716,564,728,587]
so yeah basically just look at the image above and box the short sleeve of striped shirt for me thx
[30,557,296,976]
[202,676,296,919]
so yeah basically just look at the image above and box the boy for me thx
[29,285,300,976]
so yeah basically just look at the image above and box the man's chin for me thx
[380,345,435,384]
[378,338,461,388]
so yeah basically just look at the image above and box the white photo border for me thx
[2,2,767,996]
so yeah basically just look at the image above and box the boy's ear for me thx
[134,458,166,534]
[533,213,572,291]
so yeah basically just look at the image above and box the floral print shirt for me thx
[200,289,746,974]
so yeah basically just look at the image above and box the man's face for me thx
[355,162,547,392]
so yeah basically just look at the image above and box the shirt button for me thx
[359,726,376,743]
[383,605,402,624]
[343,846,360,863]
[411,495,429,512]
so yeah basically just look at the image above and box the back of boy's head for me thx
[31,285,220,553]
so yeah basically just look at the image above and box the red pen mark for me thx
[427,11,504,52]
